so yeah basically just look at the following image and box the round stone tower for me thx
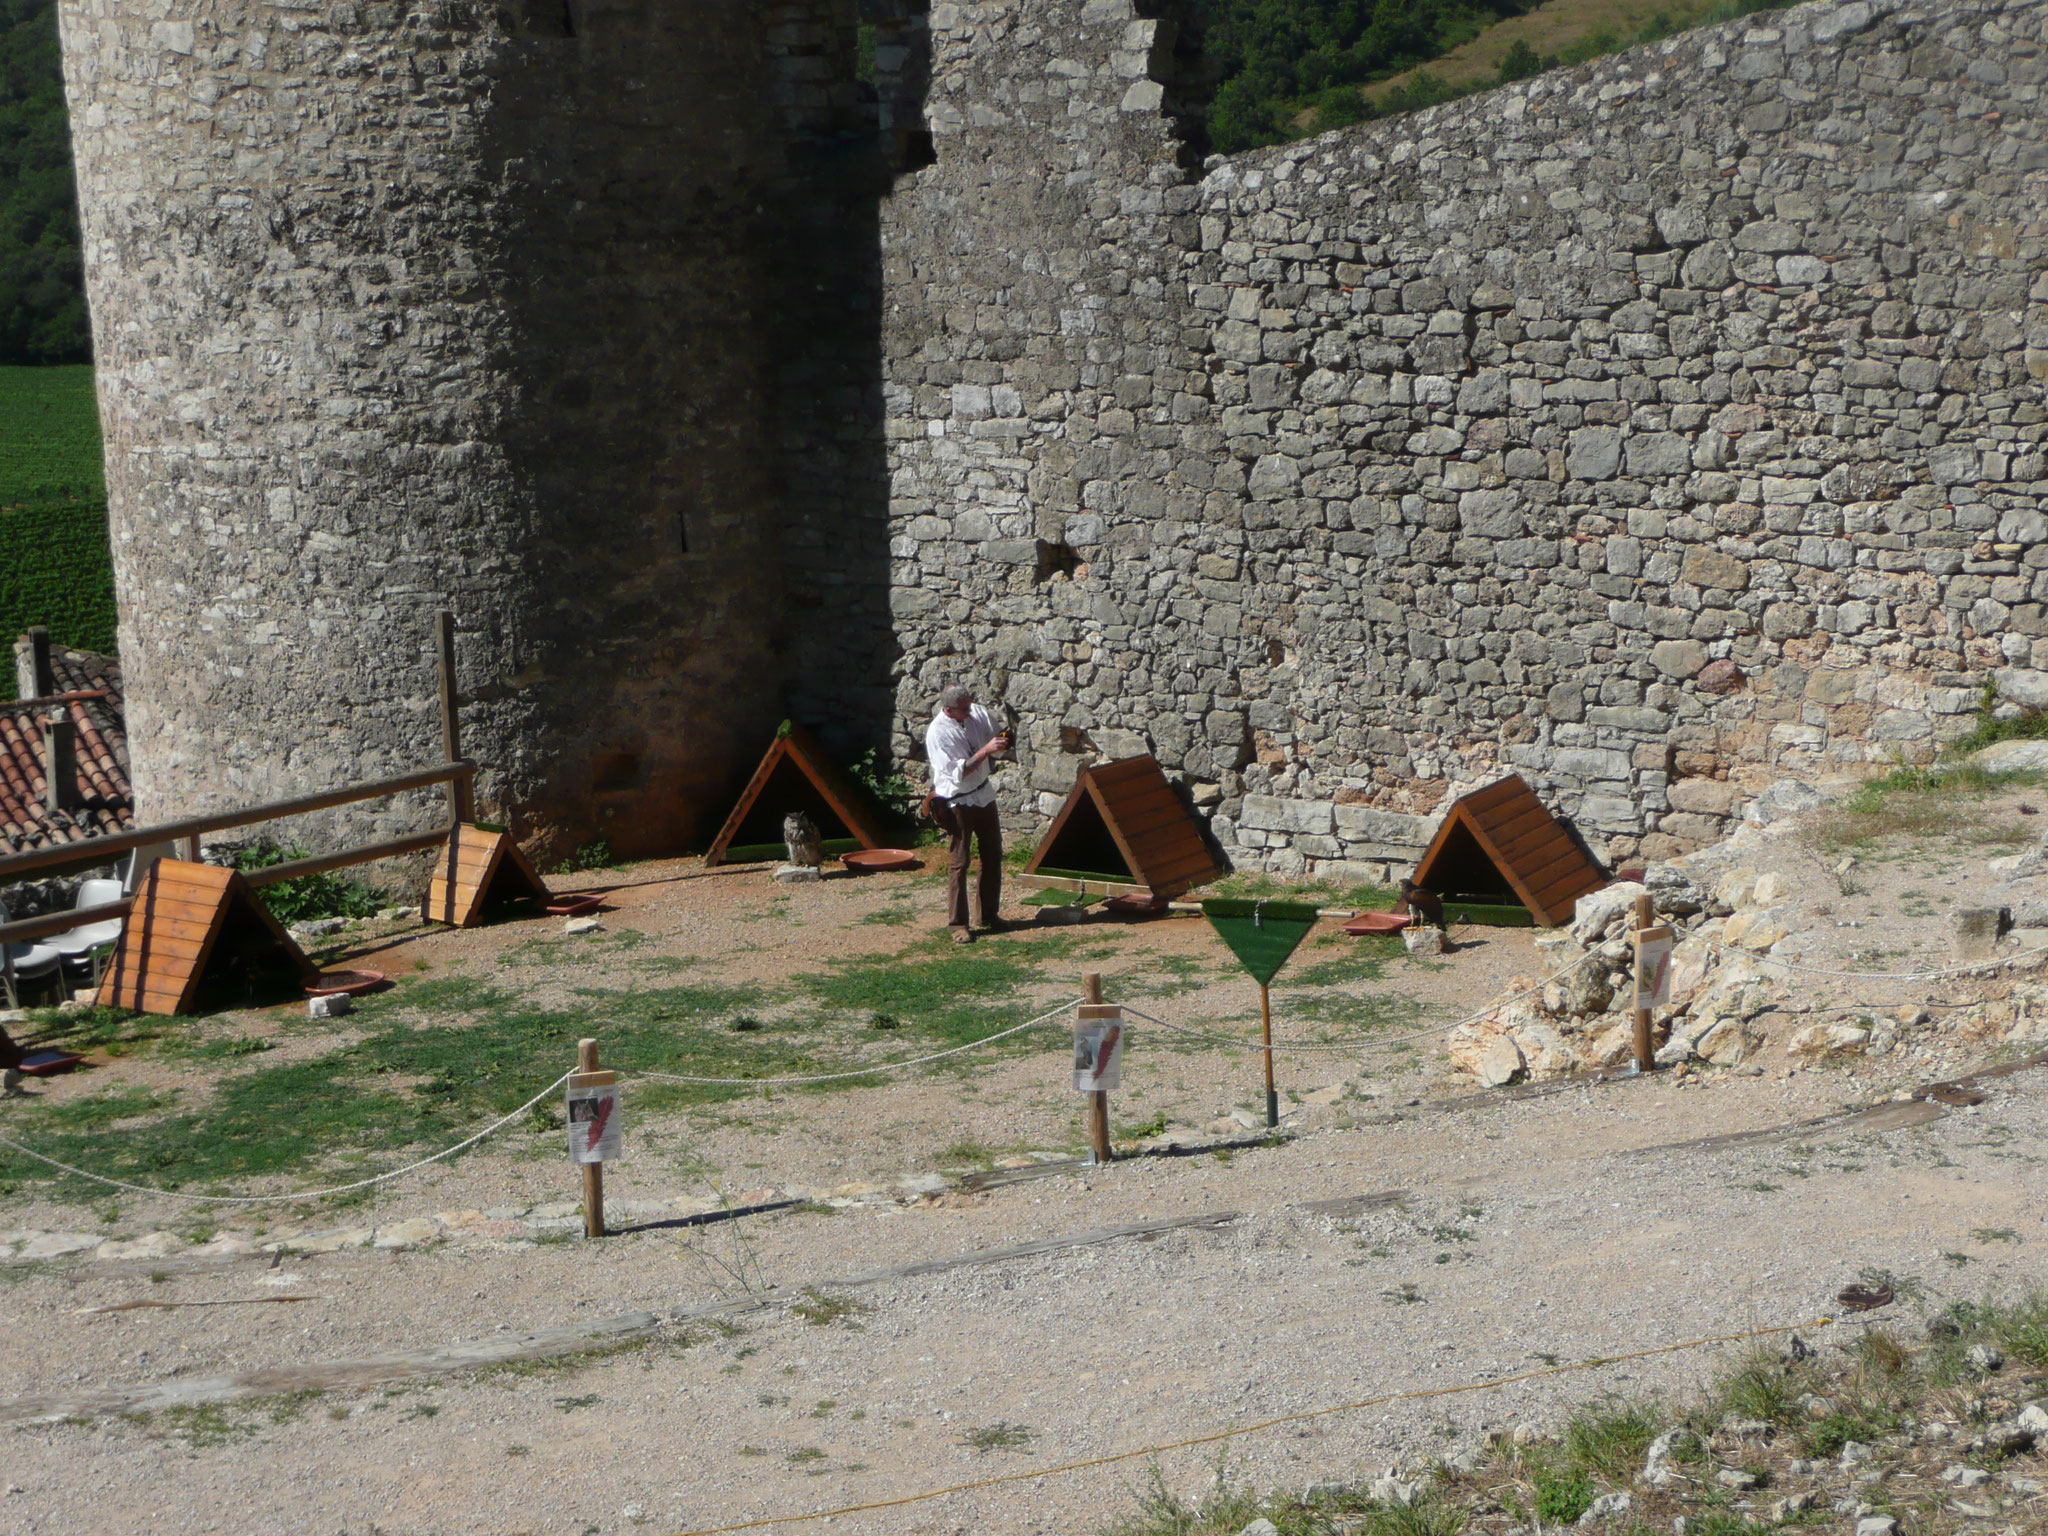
[55,0,859,857]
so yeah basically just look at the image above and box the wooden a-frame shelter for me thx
[1404,774,1607,928]
[426,824,553,928]
[96,859,318,1015]
[703,722,890,867]
[1022,754,1220,901]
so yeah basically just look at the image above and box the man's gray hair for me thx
[938,683,973,710]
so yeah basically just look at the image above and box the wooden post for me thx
[181,835,201,864]
[578,1037,605,1238]
[436,610,475,825]
[1083,972,1111,1165]
[1632,892,1656,1074]
[1260,982,1278,1128]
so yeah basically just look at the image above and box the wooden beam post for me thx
[578,1037,605,1238]
[1632,892,1656,1074]
[1260,981,1278,1128]
[1083,972,1111,1165]
[436,610,474,825]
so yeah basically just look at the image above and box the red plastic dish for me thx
[839,848,921,873]
[305,969,388,997]
[16,1049,82,1077]
[546,894,605,916]
[1342,911,1412,935]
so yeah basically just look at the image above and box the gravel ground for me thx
[1,812,2045,1535]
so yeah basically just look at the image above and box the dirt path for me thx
[3,801,2047,1535]
[3,1047,2044,1536]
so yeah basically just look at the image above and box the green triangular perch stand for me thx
[1202,898,1320,1127]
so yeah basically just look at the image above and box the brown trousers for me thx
[937,798,1003,930]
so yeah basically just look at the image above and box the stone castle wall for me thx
[56,0,862,858]
[55,0,2048,880]
[874,0,2048,875]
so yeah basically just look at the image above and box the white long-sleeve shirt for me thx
[925,703,1000,807]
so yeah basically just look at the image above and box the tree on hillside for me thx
[0,0,87,364]
[1196,0,1527,153]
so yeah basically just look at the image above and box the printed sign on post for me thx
[1073,1004,1125,1092]
[566,1075,624,1164]
[1634,925,1674,1011]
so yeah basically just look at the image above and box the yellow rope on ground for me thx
[658,1315,1836,1536]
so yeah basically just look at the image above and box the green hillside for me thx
[0,363,114,698]
[1200,0,1793,148]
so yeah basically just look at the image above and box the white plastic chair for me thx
[51,877,126,984]
[123,842,176,895]
[0,899,63,1009]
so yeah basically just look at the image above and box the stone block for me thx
[1566,427,1622,480]
[1332,804,1435,848]
[1554,747,1633,781]
[1240,795,1334,836]
[1666,778,1739,816]
[1626,433,1692,477]
[1680,546,1748,591]
[1651,639,1707,678]
[1658,812,1726,842]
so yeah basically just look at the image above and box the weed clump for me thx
[233,841,381,925]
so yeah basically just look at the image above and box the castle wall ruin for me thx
[53,0,2048,878]
[874,0,2048,875]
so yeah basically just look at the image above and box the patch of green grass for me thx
[1708,1346,1802,1425]
[1682,1515,1774,1536]
[786,1446,826,1466]
[793,930,1081,1049]
[19,1003,164,1056]
[1286,945,1392,988]
[553,1394,600,1412]
[1117,1108,1170,1141]
[161,1035,275,1062]
[789,1287,863,1327]
[0,969,850,1198]
[1529,1461,1592,1525]
[123,1390,321,1448]
[935,1139,1002,1170]
[963,1421,1034,1453]
[1810,760,2042,857]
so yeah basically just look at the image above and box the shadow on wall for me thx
[468,1,929,860]
[775,1,936,797]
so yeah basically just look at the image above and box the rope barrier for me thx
[626,999,1083,1087]
[0,1000,1087,1202]
[0,1073,571,1206]
[656,1313,1838,1536]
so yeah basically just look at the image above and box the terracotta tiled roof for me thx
[1,639,130,855]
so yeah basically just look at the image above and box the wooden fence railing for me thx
[1,608,482,962]
[0,760,476,949]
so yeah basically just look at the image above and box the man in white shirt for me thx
[924,684,1009,943]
